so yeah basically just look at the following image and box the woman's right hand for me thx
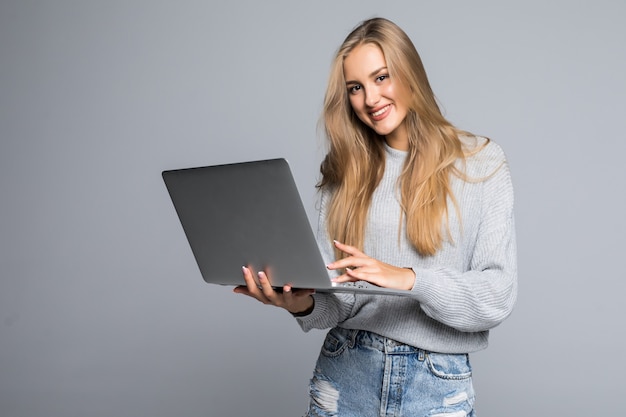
[233,266,315,315]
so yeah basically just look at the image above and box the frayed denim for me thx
[305,327,476,417]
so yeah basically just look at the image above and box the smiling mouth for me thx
[371,105,390,118]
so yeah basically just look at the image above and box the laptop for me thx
[162,158,412,296]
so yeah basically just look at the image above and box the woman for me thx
[234,17,517,417]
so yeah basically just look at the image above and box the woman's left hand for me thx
[327,240,416,291]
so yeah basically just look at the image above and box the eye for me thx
[348,84,362,94]
[376,74,389,83]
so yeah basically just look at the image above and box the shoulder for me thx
[459,135,509,178]
[316,183,336,211]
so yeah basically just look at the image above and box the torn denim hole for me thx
[309,375,339,417]
[429,391,470,417]
[443,391,468,406]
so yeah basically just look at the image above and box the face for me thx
[343,43,410,149]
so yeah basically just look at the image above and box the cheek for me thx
[383,82,397,99]
[348,95,361,112]
[349,96,368,121]
[387,82,411,112]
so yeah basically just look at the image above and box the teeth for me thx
[372,105,389,117]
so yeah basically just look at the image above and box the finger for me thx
[345,265,386,285]
[239,266,270,303]
[284,285,316,298]
[327,256,368,271]
[331,269,360,283]
[333,240,365,256]
[333,266,387,287]
[257,271,277,301]
[233,283,264,299]
[234,266,256,295]
[280,284,294,307]
[241,266,259,288]
[282,284,297,300]
[283,284,315,298]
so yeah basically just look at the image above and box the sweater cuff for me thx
[295,292,332,330]
[409,267,438,302]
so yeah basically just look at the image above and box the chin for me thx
[372,126,394,136]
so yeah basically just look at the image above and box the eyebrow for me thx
[345,66,388,85]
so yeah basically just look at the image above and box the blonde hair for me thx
[319,17,485,257]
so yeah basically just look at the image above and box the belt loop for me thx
[418,349,425,362]
[348,329,359,348]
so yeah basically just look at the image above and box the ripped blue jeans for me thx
[305,327,476,417]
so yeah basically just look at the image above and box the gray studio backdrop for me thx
[1,1,625,416]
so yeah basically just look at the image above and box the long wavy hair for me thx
[319,17,485,257]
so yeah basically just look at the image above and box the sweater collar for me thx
[384,141,408,163]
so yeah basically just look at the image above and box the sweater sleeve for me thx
[412,146,518,333]
[296,187,356,332]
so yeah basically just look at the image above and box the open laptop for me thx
[162,158,412,296]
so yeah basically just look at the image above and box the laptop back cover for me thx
[162,158,332,290]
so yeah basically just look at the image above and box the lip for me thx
[369,104,391,122]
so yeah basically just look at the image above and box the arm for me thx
[412,157,517,332]
[329,143,517,332]
[294,187,357,331]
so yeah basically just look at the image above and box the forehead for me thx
[343,43,387,80]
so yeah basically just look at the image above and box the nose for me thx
[364,86,380,107]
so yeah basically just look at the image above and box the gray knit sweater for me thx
[296,137,517,353]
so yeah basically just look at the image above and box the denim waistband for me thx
[347,328,425,356]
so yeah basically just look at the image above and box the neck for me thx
[385,134,409,151]
[384,122,409,150]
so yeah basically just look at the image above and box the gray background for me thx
[1,0,624,416]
